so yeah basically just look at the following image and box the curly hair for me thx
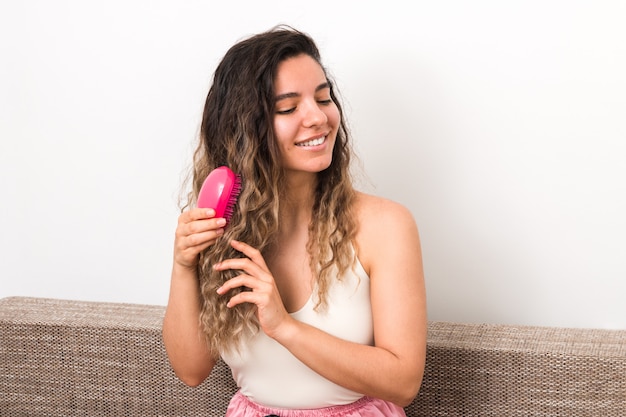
[183,26,357,356]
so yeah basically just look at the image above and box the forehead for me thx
[274,54,327,92]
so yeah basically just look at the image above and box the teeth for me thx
[297,136,325,147]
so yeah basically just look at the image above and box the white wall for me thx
[1,1,624,329]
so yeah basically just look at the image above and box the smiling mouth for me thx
[296,136,326,147]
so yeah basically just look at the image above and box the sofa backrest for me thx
[1,297,624,416]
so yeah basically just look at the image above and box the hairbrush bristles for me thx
[197,166,242,225]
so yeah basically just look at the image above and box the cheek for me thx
[273,118,294,144]
[327,105,341,131]
[273,119,296,156]
[272,123,286,152]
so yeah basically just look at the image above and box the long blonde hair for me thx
[184,26,357,356]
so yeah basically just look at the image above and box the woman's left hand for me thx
[214,240,292,339]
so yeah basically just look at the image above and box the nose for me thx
[302,100,327,127]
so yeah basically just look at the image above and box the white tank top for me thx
[220,257,373,409]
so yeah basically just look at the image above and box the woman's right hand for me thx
[173,208,226,270]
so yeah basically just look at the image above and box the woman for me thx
[162,25,427,417]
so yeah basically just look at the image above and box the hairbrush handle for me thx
[197,166,241,222]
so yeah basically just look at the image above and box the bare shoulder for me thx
[353,192,421,273]
[354,192,416,227]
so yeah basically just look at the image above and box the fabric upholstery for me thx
[1,297,624,416]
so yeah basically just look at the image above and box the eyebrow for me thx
[274,82,331,102]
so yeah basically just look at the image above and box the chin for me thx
[313,158,334,173]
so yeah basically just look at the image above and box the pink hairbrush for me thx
[197,166,242,225]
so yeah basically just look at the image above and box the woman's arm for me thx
[276,196,426,406]
[216,195,427,406]
[162,208,226,386]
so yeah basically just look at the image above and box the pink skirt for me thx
[225,391,406,417]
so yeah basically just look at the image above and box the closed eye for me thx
[276,107,296,115]
[275,100,331,115]
[274,82,332,115]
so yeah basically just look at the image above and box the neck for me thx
[279,171,318,231]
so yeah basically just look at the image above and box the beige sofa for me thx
[1,296,624,416]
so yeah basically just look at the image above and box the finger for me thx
[230,240,269,269]
[219,270,276,294]
[218,278,274,309]
[224,290,263,309]
[181,217,226,238]
[182,228,224,248]
[216,274,254,294]
[174,234,221,269]
[213,257,267,281]
[175,231,220,259]
[180,207,217,224]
